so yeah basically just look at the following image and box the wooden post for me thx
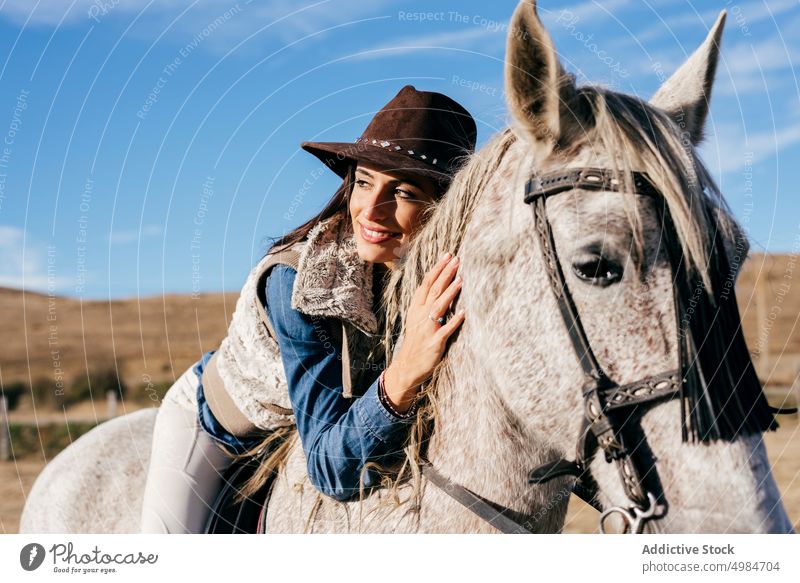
[794,363,800,412]
[106,390,118,419]
[0,395,9,462]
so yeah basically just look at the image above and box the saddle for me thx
[204,452,276,534]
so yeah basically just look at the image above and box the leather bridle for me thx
[419,165,795,533]
[523,167,683,534]
[422,167,685,534]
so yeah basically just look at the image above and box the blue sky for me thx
[0,0,798,299]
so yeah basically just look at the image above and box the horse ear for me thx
[650,11,726,145]
[504,0,576,151]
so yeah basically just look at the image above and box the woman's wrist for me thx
[382,363,420,414]
[378,369,418,419]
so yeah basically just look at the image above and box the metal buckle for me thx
[598,492,664,534]
[581,169,604,184]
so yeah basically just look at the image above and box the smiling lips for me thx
[359,222,400,243]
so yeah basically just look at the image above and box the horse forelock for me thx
[556,86,745,288]
[568,88,773,442]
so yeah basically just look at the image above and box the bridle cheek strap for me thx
[420,168,683,535]
[525,168,680,533]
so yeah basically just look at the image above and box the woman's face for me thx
[349,162,439,269]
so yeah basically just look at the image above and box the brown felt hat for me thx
[301,85,477,186]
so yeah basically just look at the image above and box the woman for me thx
[140,85,477,533]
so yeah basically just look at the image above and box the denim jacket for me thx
[196,264,414,501]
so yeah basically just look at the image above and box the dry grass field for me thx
[0,252,797,397]
[0,252,798,533]
[0,287,238,394]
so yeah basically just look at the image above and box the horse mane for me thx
[364,128,517,509]
[383,127,518,357]
[374,83,775,509]
[384,85,746,361]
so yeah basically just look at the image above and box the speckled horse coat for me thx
[19,0,794,534]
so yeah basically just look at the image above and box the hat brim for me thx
[301,141,453,185]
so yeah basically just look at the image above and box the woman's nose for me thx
[361,186,391,220]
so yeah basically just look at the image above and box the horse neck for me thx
[423,342,563,528]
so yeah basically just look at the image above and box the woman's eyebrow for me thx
[356,168,424,191]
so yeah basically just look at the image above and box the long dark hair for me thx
[265,164,356,254]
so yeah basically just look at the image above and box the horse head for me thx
[389,0,794,534]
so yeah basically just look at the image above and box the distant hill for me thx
[0,286,237,399]
[735,253,800,388]
[0,253,797,404]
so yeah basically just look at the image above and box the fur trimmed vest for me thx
[164,212,387,433]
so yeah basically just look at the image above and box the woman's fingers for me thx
[394,256,466,394]
[429,274,462,319]
[417,252,453,303]
[435,308,466,341]
[426,255,459,304]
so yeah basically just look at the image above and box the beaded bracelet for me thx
[378,369,418,419]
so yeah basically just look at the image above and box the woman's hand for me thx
[383,252,465,413]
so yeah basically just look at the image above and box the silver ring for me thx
[428,313,446,326]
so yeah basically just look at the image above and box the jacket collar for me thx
[291,213,380,336]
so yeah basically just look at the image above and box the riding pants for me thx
[140,366,235,534]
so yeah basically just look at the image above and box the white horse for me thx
[22,1,794,534]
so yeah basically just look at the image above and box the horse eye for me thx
[571,256,623,287]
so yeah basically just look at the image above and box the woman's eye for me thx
[355,179,371,189]
[571,256,623,287]
[395,189,418,200]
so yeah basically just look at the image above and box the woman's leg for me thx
[140,372,234,533]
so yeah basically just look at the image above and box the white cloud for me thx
[108,223,162,244]
[0,226,67,291]
[0,0,398,53]
[637,0,799,44]
[623,28,799,98]
[350,26,497,61]
[721,35,798,76]
[353,0,637,62]
[714,69,790,98]
[714,35,799,99]
[1,0,208,27]
[702,120,800,174]
[617,0,800,95]
[541,0,634,24]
